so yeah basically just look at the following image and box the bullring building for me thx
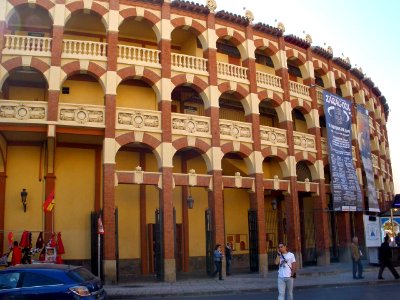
[0,0,394,283]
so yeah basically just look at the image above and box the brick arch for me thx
[119,7,161,40]
[61,61,106,93]
[115,132,161,150]
[215,28,246,45]
[323,157,330,167]
[291,100,312,114]
[286,49,307,65]
[258,91,283,106]
[295,153,316,165]
[171,74,208,93]
[117,66,160,89]
[334,70,346,84]
[220,142,252,158]
[0,57,50,89]
[65,1,108,29]
[7,0,55,22]
[261,148,288,161]
[313,59,329,75]
[172,137,211,154]
[254,39,279,56]
[218,82,249,99]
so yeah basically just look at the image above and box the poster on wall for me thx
[323,91,362,211]
[357,105,380,212]
[363,215,381,247]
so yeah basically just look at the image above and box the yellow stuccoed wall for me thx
[59,79,104,106]
[4,146,44,252]
[262,160,283,179]
[9,86,47,102]
[116,84,157,110]
[54,148,95,260]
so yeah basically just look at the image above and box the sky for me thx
[215,0,400,195]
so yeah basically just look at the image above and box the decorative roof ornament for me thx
[277,22,285,33]
[358,66,364,74]
[345,56,351,65]
[326,46,333,55]
[305,34,312,44]
[245,10,254,23]
[206,0,217,13]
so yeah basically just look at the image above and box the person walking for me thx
[11,241,22,266]
[275,242,296,300]
[212,244,224,280]
[350,236,364,279]
[378,235,400,279]
[225,243,232,276]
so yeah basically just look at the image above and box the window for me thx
[21,272,62,287]
[255,53,274,68]
[68,267,96,283]
[0,272,21,289]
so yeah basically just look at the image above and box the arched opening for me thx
[6,4,53,35]
[219,92,245,122]
[172,147,208,274]
[292,108,308,133]
[255,48,275,74]
[171,86,205,116]
[171,27,204,58]
[115,142,159,277]
[1,67,48,101]
[259,100,279,127]
[216,38,242,66]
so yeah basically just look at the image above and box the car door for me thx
[19,271,69,300]
[0,271,23,299]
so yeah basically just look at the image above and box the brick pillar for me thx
[337,213,352,262]
[158,0,175,282]
[276,36,302,265]
[307,75,330,265]
[243,22,267,275]
[0,173,6,250]
[0,20,6,68]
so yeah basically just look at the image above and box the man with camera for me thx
[274,242,297,300]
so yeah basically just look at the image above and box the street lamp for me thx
[21,188,28,212]
[187,187,194,209]
[271,198,278,210]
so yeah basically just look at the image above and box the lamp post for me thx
[187,187,194,209]
[271,198,278,210]
[21,188,28,212]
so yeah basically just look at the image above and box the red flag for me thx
[43,190,55,213]
[98,216,105,234]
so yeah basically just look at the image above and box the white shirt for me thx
[278,252,296,278]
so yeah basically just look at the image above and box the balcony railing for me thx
[293,131,316,151]
[118,45,160,67]
[217,62,248,82]
[62,39,107,60]
[171,53,208,74]
[116,107,161,132]
[219,119,252,142]
[321,137,328,154]
[256,71,282,91]
[58,103,105,127]
[371,153,379,169]
[171,113,211,137]
[289,81,310,99]
[0,100,47,123]
[3,35,52,56]
[259,125,287,147]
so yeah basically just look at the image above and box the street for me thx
[110,282,400,300]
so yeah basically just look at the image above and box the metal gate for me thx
[300,208,317,266]
[90,211,103,279]
[205,209,213,276]
[154,209,163,281]
[248,209,259,272]
[115,208,119,283]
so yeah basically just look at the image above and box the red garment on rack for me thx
[56,232,65,255]
[36,232,44,249]
[19,231,30,248]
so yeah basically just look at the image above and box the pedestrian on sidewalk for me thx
[350,236,364,279]
[212,244,224,280]
[275,242,296,300]
[225,243,232,276]
[378,235,400,280]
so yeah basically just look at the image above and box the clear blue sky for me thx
[215,0,400,194]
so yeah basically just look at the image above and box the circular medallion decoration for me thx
[186,120,196,133]
[270,132,277,142]
[301,138,307,147]
[133,114,144,127]
[16,106,29,120]
[231,126,240,138]
[76,110,87,123]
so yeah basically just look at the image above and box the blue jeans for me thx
[352,258,363,278]
[278,277,294,300]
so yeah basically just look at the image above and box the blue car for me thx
[0,263,107,299]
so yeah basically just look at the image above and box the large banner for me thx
[357,105,379,212]
[323,91,362,211]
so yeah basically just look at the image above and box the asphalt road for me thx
[111,282,400,300]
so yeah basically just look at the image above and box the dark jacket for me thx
[378,241,392,262]
[225,246,232,260]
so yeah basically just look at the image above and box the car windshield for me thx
[67,267,96,283]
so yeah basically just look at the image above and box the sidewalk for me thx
[105,263,400,299]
